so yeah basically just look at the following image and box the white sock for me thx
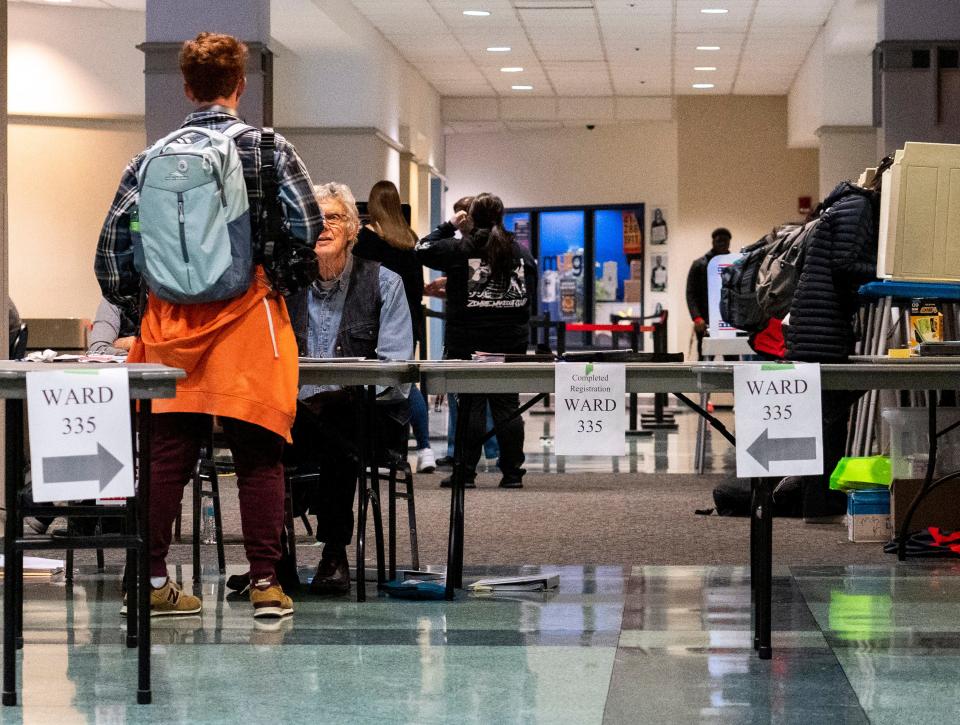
[150,576,168,589]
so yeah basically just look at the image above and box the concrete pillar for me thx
[397,151,415,205]
[875,0,960,155]
[1,0,8,488]
[141,0,272,141]
[415,164,432,237]
[817,126,879,198]
[1,0,8,357]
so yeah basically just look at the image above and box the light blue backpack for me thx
[132,123,253,304]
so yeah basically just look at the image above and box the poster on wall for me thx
[650,208,668,245]
[650,253,668,292]
[513,218,531,250]
[622,211,644,255]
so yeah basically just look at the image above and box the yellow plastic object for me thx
[829,456,893,492]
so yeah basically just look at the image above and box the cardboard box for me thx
[847,489,892,542]
[848,514,892,542]
[23,318,88,352]
[891,478,960,532]
[623,279,642,302]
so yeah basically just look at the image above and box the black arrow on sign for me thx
[42,444,124,491]
[746,429,817,470]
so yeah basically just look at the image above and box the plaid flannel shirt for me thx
[94,109,323,317]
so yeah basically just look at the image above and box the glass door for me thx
[538,210,586,329]
[593,207,645,345]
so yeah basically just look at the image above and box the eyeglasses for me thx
[324,213,349,227]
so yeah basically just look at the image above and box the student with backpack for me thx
[95,32,323,619]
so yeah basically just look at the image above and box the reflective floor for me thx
[2,560,958,723]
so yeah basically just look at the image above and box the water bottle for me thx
[201,502,217,544]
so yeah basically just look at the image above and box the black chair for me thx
[9,323,27,360]
[377,454,419,580]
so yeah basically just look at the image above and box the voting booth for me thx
[878,142,960,282]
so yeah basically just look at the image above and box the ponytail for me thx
[469,193,514,277]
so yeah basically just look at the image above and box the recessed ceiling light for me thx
[500,67,524,73]
[463,10,491,16]
[512,85,534,91]
[694,66,717,71]
[487,47,512,52]
[696,46,721,51]
[692,83,715,89]
[700,8,729,13]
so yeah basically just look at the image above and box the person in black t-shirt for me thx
[416,193,537,489]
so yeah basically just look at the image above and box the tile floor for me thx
[4,400,952,722]
[2,560,959,723]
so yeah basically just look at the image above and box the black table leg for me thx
[445,393,473,600]
[750,477,759,651]
[137,401,152,705]
[388,468,397,581]
[3,399,20,706]
[355,385,377,603]
[898,392,938,561]
[126,402,138,649]
[755,476,774,660]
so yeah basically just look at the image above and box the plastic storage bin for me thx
[881,407,960,480]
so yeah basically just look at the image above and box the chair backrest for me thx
[10,323,27,360]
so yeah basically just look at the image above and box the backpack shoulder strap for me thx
[222,121,256,140]
[259,128,280,266]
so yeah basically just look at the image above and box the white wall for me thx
[445,97,819,353]
[8,3,144,117]
[8,4,146,321]
[271,0,444,175]
[788,0,877,149]
[445,122,681,346]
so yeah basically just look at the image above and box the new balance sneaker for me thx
[121,579,202,617]
[250,578,294,619]
[417,448,437,474]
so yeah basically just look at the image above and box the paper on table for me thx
[0,555,65,576]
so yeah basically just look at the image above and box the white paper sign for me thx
[26,368,134,502]
[707,253,742,338]
[734,363,823,478]
[555,363,626,456]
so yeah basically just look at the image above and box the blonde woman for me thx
[354,180,436,473]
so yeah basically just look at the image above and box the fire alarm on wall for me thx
[798,196,812,216]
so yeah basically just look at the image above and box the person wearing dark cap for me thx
[685,227,731,359]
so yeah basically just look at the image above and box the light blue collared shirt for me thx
[299,254,413,399]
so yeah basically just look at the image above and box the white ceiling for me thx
[348,0,841,97]
[12,0,856,99]
[10,0,144,8]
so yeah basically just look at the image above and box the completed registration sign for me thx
[555,363,626,455]
[26,368,134,503]
[734,362,823,478]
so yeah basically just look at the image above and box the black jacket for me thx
[286,255,382,359]
[785,182,879,362]
[416,222,537,358]
[353,226,424,342]
[686,250,722,323]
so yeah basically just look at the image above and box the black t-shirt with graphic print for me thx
[416,224,538,358]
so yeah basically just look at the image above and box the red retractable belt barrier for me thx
[565,323,656,333]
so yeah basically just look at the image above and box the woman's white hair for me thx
[314,182,360,242]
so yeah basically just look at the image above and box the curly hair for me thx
[179,32,248,103]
